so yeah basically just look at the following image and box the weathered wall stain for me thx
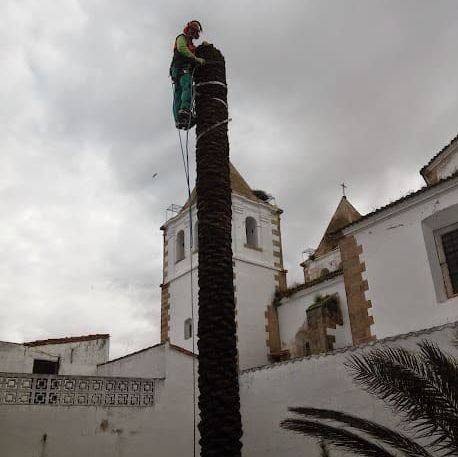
[99,419,109,432]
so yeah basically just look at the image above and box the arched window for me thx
[184,318,193,340]
[176,230,185,262]
[245,217,258,248]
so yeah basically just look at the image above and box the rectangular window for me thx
[441,228,458,294]
[184,318,193,340]
[435,223,458,298]
[33,359,59,375]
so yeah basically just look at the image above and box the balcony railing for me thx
[0,372,156,407]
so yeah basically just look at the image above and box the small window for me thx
[184,318,193,340]
[33,359,59,374]
[176,230,185,262]
[436,225,458,297]
[245,217,258,248]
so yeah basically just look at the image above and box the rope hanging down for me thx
[175,61,232,457]
[174,63,199,457]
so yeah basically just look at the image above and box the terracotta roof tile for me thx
[343,171,458,232]
[24,334,109,347]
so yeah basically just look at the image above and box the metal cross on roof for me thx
[341,182,347,197]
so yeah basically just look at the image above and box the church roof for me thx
[314,196,362,257]
[178,162,261,215]
[342,170,458,233]
[420,133,458,185]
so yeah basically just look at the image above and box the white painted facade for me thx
[422,139,458,185]
[302,248,341,282]
[3,138,458,456]
[434,150,458,182]
[0,336,109,375]
[0,343,197,457]
[344,177,458,339]
[2,323,456,457]
[277,275,353,356]
[239,323,458,457]
[163,190,283,370]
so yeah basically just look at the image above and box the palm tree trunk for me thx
[194,44,243,457]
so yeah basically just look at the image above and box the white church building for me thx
[1,134,458,456]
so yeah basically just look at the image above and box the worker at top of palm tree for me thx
[170,20,205,130]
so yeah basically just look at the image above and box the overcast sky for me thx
[1,0,458,358]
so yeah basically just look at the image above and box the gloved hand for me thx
[196,57,205,65]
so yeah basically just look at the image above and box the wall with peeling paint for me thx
[0,338,109,375]
[277,276,352,355]
[344,179,458,340]
[0,344,197,457]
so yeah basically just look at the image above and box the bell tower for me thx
[159,163,286,369]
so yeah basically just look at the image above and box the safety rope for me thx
[175,65,198,457]
[194,80,227,89]
[196,118,231,142]
[174,67,229,457]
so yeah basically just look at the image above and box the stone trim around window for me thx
[434,222,458,299]
[422,203,458,303]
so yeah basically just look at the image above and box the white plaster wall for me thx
[166,206,198,282]
[235,260,276,370]
[0,345,198,457]
[37,339,110,375]
[0,338,109,375]
[0,342,29,372]
[347,183,458,339]
[165,194,280,370]
[435,147,458,181]
[240,323,458,457]
[277,277,352,352]
[97,344,166,378]
[304,249,341,282]
[232,195,277,267]
[168,267,199,353]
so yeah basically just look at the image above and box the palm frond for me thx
[288,407,433,457]
[280,418,396,457]
[452,329,458,349]
[417,340,458,455]
[418,340,458,410]
[345,346,458,454]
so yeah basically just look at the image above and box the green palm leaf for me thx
[281,418,396,457]
[345,346,458,454]
[288,407,433,457]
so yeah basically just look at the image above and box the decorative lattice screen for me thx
[0,372,156,407]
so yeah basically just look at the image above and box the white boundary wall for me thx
[0,344,198,457]
[239,322,458,457]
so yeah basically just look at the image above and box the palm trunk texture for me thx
[194,44,243,457]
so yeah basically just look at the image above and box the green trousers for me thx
[172,70,192,123]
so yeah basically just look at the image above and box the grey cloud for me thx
[1,0,458,357]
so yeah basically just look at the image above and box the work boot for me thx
[177,109,196,130]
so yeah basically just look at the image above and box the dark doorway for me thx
[33,359,59,374]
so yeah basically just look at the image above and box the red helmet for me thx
[183,20,202,39]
